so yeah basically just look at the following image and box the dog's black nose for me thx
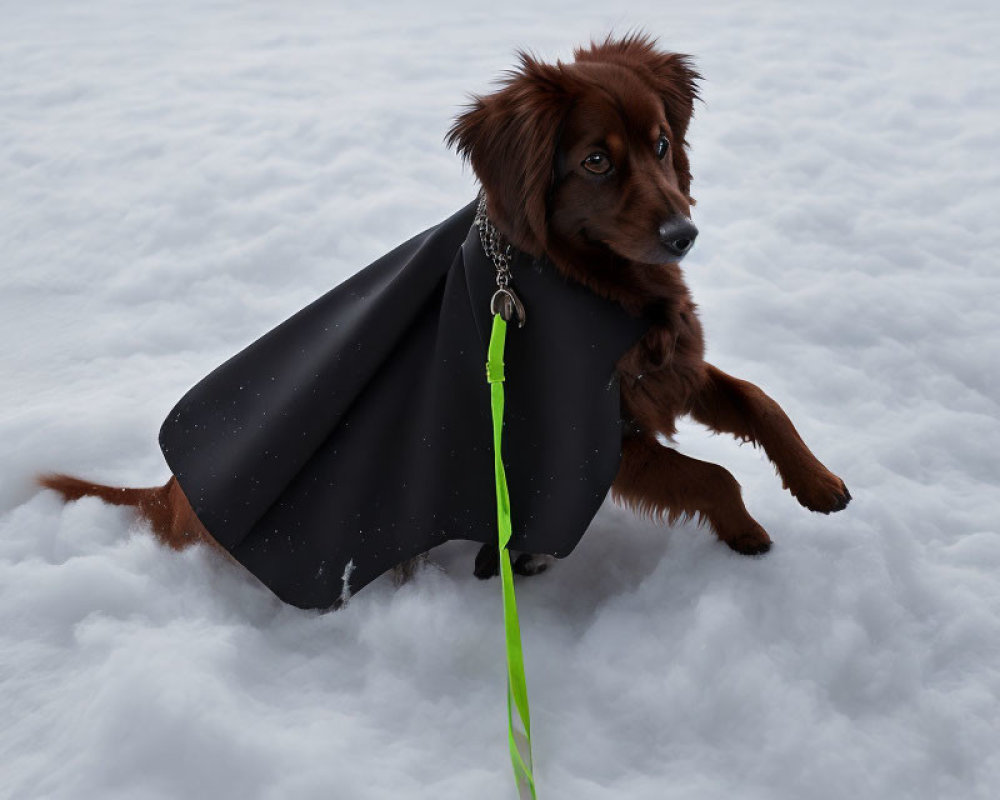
[658,216,699,260]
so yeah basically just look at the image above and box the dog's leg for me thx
[688,364,850,513]
[474,542,500,578]
[612,432,772,554]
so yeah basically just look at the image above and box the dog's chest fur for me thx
[616,277,706,437]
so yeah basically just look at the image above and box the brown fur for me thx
[39,34,848,580]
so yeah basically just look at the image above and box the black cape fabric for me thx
[159,202,651,609]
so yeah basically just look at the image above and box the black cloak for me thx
[159,202,651,609]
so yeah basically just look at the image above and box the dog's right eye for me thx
[582,153,612,175]
[656,134,670,159]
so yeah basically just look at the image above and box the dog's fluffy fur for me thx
[40,34,849,584]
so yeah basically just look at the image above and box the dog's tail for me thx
[37,473,173,533]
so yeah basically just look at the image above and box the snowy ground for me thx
[2,1,999,798]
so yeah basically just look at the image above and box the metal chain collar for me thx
[475,192,512,279]
[475,193,526,327]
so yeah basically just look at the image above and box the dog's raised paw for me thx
[795,471,852,515]
[829,484,852,513]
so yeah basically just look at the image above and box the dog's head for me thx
[448,34,701,287]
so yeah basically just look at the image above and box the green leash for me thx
[486,312,537,799]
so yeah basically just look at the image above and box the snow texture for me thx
[2,1,999,798]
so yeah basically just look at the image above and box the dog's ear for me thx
[447,54,574,256]
[575,34,701,199]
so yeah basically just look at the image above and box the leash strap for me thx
[486,313,537,800]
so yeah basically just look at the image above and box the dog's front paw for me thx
[720,521,772,555]
[792,469,852,514]
[474,546,555,578]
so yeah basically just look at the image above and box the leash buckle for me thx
[491,286,526,328]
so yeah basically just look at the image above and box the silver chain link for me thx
[475,193,513,285]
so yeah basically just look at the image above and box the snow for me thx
[2,1,999,798]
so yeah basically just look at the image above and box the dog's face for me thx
[448,34,701,279]
[549,61,698,266]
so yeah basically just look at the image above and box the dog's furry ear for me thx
[447,54,574,255]
[575,34,701,199]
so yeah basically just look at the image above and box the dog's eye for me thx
[656,135,670,159]
[582,153,612,175]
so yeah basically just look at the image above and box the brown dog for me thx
[450,34,849,563]
[40,34,849,585]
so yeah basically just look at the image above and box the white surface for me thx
[2,1,998,798]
